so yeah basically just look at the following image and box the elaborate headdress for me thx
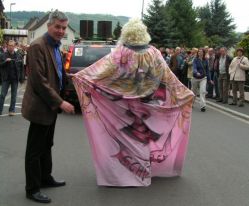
[119,18,151,46]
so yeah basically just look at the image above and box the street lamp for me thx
[141,0,145,20]
[10,2,16,29]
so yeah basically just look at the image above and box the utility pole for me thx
[10,2,16,29]
[141,0,145,20]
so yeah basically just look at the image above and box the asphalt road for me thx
[1,85,249,206]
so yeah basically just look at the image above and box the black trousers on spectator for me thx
[25,120,56,194]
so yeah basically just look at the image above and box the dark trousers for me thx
[213,71,220,99]
[25,120,56,194]
[218,73,229,103]
[0,80,18,114]
[207,70,214,97]
[231,81,245,104]
[187,78,192,89]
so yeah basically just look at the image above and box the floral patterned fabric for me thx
[73,45,194,186]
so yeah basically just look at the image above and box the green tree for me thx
[144,0,205,47]
[197,3,212,37]
[143,0,168,47]
[113,21,122,40]
[164,0,205,47]
[238,34,249,84]
[238,34,249,57]
[197,0,236,47]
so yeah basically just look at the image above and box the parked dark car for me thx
[63,43,115,104]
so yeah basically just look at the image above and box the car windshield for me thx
[71,47,113,67]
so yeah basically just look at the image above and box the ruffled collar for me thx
[124,44,149,51]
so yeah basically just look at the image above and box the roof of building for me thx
[0,0,5,12]
[23,17,40,30]
[29,12,76,33]
[29,13,49,31]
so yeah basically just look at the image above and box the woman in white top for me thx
[229,48,249,106]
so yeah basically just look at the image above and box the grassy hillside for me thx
[8,11,129,34]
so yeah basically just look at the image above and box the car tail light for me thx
[90,45,104,48]
[64,45,74,73]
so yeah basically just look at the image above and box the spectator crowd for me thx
[159,46,249,111]
[1,39,249,115]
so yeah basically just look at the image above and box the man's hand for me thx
[5,58,12,62]
[209,80,214,85]
[60,101,75,114]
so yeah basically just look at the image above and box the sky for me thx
[2,0,248,32]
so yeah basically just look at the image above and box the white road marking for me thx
[2,103,21,108]
[195,99,249,125]
[0,112,22,117]
[207,105,249,125]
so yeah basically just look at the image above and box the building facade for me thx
[26,13,75,49]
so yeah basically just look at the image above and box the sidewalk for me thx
[230,91,249,103]
[205,94,249,121]
[245,92,249,102]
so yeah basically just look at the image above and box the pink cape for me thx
[73,45,194,186]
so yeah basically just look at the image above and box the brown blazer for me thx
[22,35,66,125]
[169,54,178,74]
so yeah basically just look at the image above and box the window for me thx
[31,32,35,39]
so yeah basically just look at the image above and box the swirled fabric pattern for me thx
[73,45,194,186]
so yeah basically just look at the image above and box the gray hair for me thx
[48,9,68,25]
[220,47,227,51]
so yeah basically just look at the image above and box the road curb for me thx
[206,100,249,121]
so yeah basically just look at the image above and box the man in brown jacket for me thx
[216,47,232,104]
[22,10,75,203]
[169,47,184,80]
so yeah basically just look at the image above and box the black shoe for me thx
[26,192,51,203]
[238,104,244,107]
[222,101,228,104]
[201,107,206,112]
[229,102,237,105]
[216,99,223,102]
[41,179,66,188]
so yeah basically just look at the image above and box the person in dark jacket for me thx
[206,48,215,98]
[192,48,213,112]
[22,10,75,203]
[216,47,232,104]
[169,47,184,79]
[213,50,221,99]
[0,40,24,116]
